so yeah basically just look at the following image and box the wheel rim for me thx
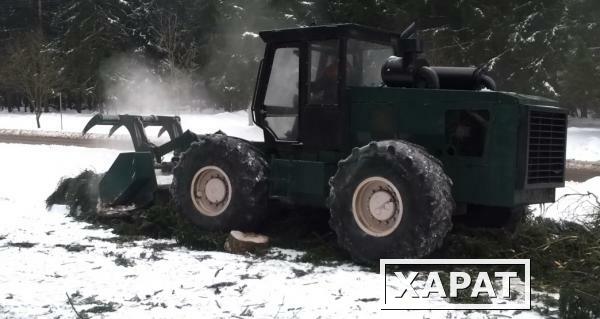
[352,176,403,237]
[190,165,232,217]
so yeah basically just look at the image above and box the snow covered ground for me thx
[531,177,600,223]
[567,127,600,161]
[0,143,552,318]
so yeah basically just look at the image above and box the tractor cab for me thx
[252,23,496,153]
[253,24,402,151]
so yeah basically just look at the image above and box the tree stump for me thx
[224,230,269,255]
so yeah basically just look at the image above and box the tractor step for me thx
[155,169,173,187]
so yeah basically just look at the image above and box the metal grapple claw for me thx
[82,113,189,163]
[108,124,122,137]
[82,114,156,154]
[158,126,167,138]
[140,115,184,140]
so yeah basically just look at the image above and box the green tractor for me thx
[84,24,567,263]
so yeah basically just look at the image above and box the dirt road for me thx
[1,129,598,182]
[0,129,131,150]
[566,160,600,182]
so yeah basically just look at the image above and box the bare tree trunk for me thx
[76,92,82,113]
[37,0,43,34]
[581,105,589,118]
[35,102,41,128]
[11,93,18,112]
[26,98,33,113]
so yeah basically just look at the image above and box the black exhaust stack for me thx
[382,23,496,91]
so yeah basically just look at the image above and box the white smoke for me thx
[100,55,213,115]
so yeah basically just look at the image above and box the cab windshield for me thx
[346,39,394,87]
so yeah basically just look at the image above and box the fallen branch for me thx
[65,292,84,319]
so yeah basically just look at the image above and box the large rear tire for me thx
[171,135,269,231]
[328,140,454,263]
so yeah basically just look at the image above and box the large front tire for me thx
[328,140,454,263]
[171,135,269,231]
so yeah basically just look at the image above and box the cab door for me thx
[259,44,304,143]
[301,39,345,151]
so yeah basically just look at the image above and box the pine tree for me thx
[52,0,149,111]
[559,39,600,117]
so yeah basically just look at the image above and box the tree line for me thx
[0,0,598,126]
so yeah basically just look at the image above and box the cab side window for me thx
[265,48,299,108]
[263,47,300,141]
[308,40,339,106]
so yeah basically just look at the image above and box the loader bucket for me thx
[99,152,157,208]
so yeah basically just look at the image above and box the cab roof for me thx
[259,23,401,45]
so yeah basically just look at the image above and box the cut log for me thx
[224,230,269,255]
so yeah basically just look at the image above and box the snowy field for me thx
[0,110,264,142]
[532,177,600,223]
[567,127,600,161]
[0,143,551,318]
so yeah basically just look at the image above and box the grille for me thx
[526,110,567,185]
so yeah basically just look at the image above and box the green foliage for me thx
[3,32,62,125]
[559,39,600,116]
[53,0,151,109]
[46,171,228,250]
[559,287,600,319]
[46,170,103,221]
[438,216,600,317]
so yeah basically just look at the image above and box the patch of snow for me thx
[521,12,539,29]
[156,170,173,186]
[473,7,484,18]
[487,56,500,71]
[242,31,259,39]
[566,127,600,161]
[543,81,558,97]
[531,177,600,223]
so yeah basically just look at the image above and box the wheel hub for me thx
[352,176,403,237]
[190,166,232,217]
[369,190,396,221]
[205,178,227,204]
